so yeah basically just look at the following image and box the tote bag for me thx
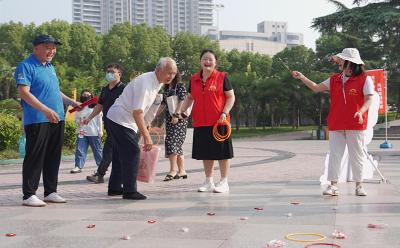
[166,87,192,117]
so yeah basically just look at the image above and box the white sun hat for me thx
[335,48,364,65]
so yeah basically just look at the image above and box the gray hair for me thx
[155,57,177,70]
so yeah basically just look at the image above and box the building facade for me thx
[72,0,214,35]
[203,21,304,57]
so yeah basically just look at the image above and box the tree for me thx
[67,23,100,72]
[0,22,29,66]
[0,58,16,100]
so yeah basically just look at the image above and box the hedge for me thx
[0,113,21,151]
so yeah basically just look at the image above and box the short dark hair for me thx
[80,89,92,97]
[343,61,365,76]
[200,49,218,61]
[106,63,123,74]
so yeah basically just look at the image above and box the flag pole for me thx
[380,69,393,149]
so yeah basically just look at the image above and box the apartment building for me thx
[72,0,214,35]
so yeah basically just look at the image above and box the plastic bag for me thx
[137,145,161,183]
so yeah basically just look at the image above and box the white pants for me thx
[328,130,366,183]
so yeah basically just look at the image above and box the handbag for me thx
[137,130,161,183]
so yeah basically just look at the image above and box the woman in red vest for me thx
[181,49,235,193]
[292,48,374,197]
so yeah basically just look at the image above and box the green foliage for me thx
[0,98,22,116]
[0,113,21,150]
[64,120,77,149]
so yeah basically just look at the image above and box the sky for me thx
[0,0,357,50]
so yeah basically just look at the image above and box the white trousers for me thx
[328,130,366,183]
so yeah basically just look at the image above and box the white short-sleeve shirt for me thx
[107,71,163,132]
[321,73,375,95]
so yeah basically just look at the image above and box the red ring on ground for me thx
[304,243,341,248]
[86,224,96,228]
[6,233,16,237]
[148,220,156,224]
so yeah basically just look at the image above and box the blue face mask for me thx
[105,72,116,82]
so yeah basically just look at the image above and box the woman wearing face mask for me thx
[292,48,375,197]
[181,49,235,193]
[71,89,103,173]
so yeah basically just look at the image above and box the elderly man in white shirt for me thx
[106,57,177,200]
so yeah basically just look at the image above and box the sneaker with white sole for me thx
[355,185,367,196]
[70,167,82,173]
[22,195,47,207]
[214,181,229,193]
[323,185,339,196]
[44,192,67,203]
[198,181,215,192]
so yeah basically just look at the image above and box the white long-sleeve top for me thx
[75,106,103,137]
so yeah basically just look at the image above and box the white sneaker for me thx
[22,195,47,207]
[323,185,339,196]
[214,181,229,193]
[44,192,67,203]
[70,167,82,173]
[356,185,367,196]
[198,181,215,192]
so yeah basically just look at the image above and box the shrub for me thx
[64,120,77,149]
[0,113,21,151]
[0,99,22,117]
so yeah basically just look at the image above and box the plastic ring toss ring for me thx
[304,243,341,248]
[285,233,326,243]
[212,119,231,142]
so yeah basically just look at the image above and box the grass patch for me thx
[231,126,316,139]
[0,146,77,160]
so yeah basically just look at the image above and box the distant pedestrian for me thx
[15,34,80,207]
[71,89,103,174]
[84,63,125,183]
[292,48,374,196]
[181,49,235,193]
[106,57,178,200]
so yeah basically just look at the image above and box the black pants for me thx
[107,119,140,194]
[97,122,112,176]
[23,122,64,200]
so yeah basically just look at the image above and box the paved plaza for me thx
[0,131,399,248]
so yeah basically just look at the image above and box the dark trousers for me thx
[97,123,112,176]
[107,119,140,194]
[23,122,64,200]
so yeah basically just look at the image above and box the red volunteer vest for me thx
[327,73,368,131]
[190,70,229,127]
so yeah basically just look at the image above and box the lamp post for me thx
[214,3,224,41]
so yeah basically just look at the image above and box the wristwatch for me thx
[172,113,180,118]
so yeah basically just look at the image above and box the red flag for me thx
[367,69,386,114]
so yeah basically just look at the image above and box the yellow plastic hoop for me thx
[285,233,326,243]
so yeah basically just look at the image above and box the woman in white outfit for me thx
[292,48,374,196]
